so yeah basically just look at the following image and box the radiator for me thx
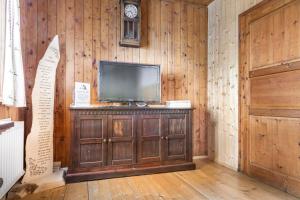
[0,122,24,198]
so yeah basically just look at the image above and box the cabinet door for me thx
[75,115,108,168]
[137,115,162,164]
[107,115,136,166]
[162,114,187,161]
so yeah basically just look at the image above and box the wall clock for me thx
[120,0,141,47]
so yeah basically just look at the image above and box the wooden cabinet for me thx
[66,107,195,183]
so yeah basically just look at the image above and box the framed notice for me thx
[74,82,90,106]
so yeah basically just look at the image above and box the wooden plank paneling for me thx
[0,105,23,121]
[65,0,76,166]
[208,0,264,170]
[91,0,101,103]
[54,0,66,163]
[24,0,38,136]
[21,0,208,166]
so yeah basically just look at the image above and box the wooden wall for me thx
[0,105,23,121]
[20,0,208,166]
[207,0,263,170]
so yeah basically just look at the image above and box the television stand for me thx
[66,106,195,183]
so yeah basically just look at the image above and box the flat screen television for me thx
[98,61,161,103]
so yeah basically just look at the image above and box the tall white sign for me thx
[22,36,60,183]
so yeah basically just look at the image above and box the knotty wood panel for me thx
[250,116,275,170]
[207,0,263,170]
[251,70,300,109]
[20,0,208,166]
[274,118,300,179]
[250,0,300,70]
[0,105,24,121]
[249,116,300,196]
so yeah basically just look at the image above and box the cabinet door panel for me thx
[163,114,187,161]
[137,115,162,163]
[108,115,136,166]
[75,115,108,168]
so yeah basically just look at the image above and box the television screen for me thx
[98,61,161,102]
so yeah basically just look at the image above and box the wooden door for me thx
[75,115,108,168]
[137,115,162,164]
[107,115,136,166]
[239,0,300,197]
[162,114,187,161]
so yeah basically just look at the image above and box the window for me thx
[0,0,26,107]
[0,0,5,102]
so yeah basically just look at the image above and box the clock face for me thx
[124,4,138,19]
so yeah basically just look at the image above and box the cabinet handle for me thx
[103,139,107,143]
[108,138,112,143]
[161,136,164,140]
[165,136,169,140]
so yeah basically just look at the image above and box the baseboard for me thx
[192,156,209,160]
[66,162,196,183]
[214,159,238,171]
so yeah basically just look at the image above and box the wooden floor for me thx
[23,160,299,200]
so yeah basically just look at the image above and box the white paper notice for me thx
[22,36,60,183]
[74,82,90,106]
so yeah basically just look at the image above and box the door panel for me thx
[250,13,274,69]
[108,115,136,166]
[163,114,187,161]
[76,115,108,168]
[250,70,300,109]
[283,1,300,61]
[249,0,300,70]
[274,118,300,179]
[137,115,162,163]
[249,116,275,170]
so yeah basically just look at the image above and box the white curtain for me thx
[2,0,26,107]
[0,0,5,101]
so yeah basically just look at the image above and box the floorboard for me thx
[23,160,299,200]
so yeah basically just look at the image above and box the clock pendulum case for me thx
[120,0,141,47]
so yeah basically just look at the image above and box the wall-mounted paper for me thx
[74,82,91,106]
